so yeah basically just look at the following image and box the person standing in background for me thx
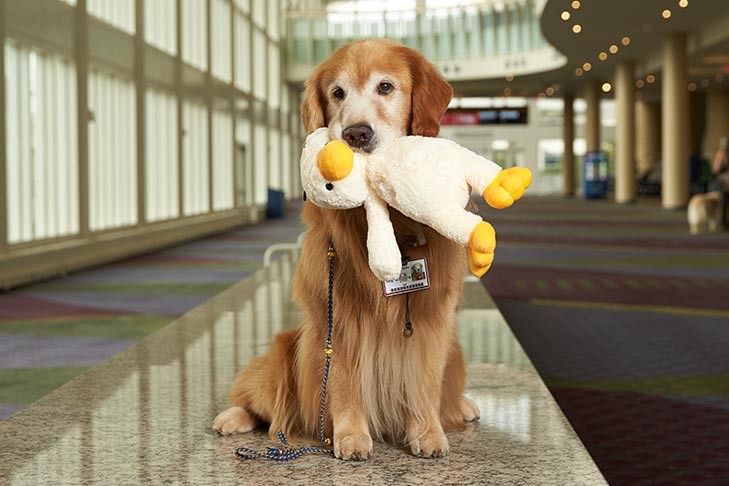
[711,136,729,227]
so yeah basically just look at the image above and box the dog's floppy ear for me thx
[301,73,326,133]
[408,51,453,138]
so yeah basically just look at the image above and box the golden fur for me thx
[214,39,478,460]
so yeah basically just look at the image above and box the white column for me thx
[584,80,601,153]
[615,61,636,203]
[635,100,661,175]
[661,33,689,209]
[563,93,575,197]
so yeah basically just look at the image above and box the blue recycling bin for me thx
[583,151,609,199]
[266,188,285,218]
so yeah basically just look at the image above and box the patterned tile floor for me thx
[480,196,729,485]
[0,204,305,420]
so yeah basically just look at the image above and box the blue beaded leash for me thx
[234,241,337,462]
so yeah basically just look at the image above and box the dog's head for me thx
[301,39,453,153]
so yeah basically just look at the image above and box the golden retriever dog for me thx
[687,191,722,234]
[213,39,479,460]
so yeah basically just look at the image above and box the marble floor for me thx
[0,256,606,485]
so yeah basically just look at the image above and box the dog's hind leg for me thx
[213,329,300,437]
[440,340,479,428]
[213,406,257,436]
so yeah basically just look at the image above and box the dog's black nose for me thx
[342,124,374,149]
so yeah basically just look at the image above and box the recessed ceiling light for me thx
[609,44,619,54]
[546,87,555,96]
[571,0,581,9]
[636,79,645,88]
[602,83,612,93]
[679,0,688,8]
[503,87,512,97]
[621,37,631,46]
[575,67,584,76]
[646,74,656,84]
[688,82,697,91]
[599,52,608,61]
[561,11,571,21]
[583,62,592,71]
[573,24,582,33]
[662,9,672,19]
[506,73,514,82]
[701,79,710,87]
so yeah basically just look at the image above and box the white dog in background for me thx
[687,191,722,234]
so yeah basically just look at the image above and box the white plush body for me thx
[300,129,503,280]
[367,136,502,247]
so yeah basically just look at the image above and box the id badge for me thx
[383,258,430,297]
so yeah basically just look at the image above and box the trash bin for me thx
[266,188,285,218]
[584,151,609,199]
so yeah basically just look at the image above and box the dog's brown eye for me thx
[378,82,394,95]
[333,88,345,99]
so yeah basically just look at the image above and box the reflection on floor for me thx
[0,204,305,419]
[0,257,605,485]
[481,196,729,485]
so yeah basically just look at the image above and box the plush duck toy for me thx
[300,127,532,280]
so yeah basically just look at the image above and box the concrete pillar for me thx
[635,100,661,175]
[563,93,575,197]
[704,89,729,161]
[661,33,689,209]
[615,61,636,203]
[134,0,146,225]
[584,80,601,153]
[76,0,90,236]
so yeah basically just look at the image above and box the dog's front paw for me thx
[212,406,256,436]
[410,428,449,458]
[334,433,373,461]
[483,167,532,209]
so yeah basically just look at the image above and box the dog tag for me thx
[382,258,430,297]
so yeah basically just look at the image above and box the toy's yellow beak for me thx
[317,141,354,181]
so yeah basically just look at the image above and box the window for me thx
[145,0,177,55]
[182,100,210,216]
[182,0,208,71]
[88,69,137,231]
[88,0,135,34]
[212,108,234,211]
[5,41,79,243]
[211,0,232,82]
[234,10,251,92]
[145,88,179,222]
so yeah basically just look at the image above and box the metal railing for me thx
[286,0,549,69]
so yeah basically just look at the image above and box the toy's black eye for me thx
[378,82,393,95]
[333,88,345,99]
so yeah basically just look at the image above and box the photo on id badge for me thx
[383,258,430,297]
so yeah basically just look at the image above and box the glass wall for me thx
[2,0,303,286]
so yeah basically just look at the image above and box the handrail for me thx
[262,231,307,267]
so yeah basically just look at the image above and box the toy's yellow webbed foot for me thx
[483,167,533,209]
[468,221,496,278]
